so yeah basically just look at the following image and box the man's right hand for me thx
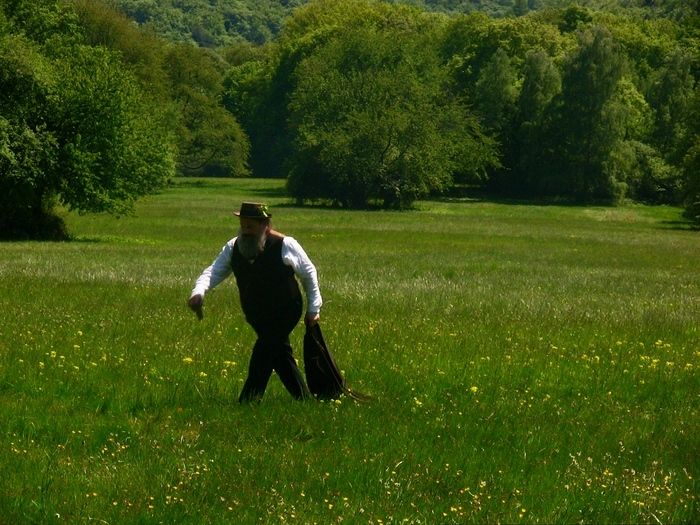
[188,294,204,320]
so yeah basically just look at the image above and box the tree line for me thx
[1,0,248,238]
[1,0,699,238]
[110,0,699,47]
[226,1,699,216]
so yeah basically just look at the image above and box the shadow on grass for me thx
[428,187,594,207]
[659,220,700,232]
[432,189,700,231]
[142,178,700,231]
[0,235,161,244]
[0,213,70,242]
[68,235,160,245]
[172,178,288,198]
[170,178,229,190]
[273,201,393,212]
[247,186,288,199]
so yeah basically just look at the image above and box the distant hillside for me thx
[110,0,697,47]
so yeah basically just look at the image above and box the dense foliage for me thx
[221,0,699,214]
[108,0,699,47]
[0,0,171,238]
[69,0,251,180]
[2,0,699,229]
[0,0,248,238]
[283,2,498,208]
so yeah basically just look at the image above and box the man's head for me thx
[235,202,271,259]
[235,202,271,220]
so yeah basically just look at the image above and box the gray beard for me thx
[237,229,266,260]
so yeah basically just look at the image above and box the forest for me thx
[1,0,699,237]
[111,0,699,47]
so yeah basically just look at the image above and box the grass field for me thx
[1,177,698,524]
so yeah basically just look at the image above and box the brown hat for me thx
[234,202,271,219]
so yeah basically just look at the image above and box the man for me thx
[188,202,322,403]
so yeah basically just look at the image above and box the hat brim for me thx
[234,212,271,219]
[234,202,271,219]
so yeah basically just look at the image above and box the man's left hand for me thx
[305,313,320,327]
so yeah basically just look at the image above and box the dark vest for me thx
[231,234,302,325]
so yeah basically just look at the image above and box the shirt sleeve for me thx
[281,237,323,315]
[190,238,235,298]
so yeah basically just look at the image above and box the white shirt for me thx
[191,236,322,315]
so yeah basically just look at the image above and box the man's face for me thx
[239,217,268,237]
[237,217,269,259]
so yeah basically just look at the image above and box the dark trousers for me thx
[239,303,310,403]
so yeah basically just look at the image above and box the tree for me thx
[683,138,700,224]
[601,78,681,203]
[473,48,519,137]
[517,50,561,131]
[442,13,568,95]
[681,86,700,224]
[164,44,250,177]
[286,6,497,208]
[223,33,319,179]
[494,49,561,196]
[0,0,175,238]
[513,0,529,17]
[558,5,593,33]
[545,25,629,201]
[72,0,170,94]
[648,49,696,166]
[72,1,250,178]
[48,44,175,215]
[441,12,570,193]
[0,115,61,237]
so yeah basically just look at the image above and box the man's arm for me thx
[281,237,322,325]
[188,239,236,318]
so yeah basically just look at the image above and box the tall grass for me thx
[1,178,698,524]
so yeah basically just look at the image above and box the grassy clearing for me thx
[1,178,698,524]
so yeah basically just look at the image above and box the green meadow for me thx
[1,178,698,524]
